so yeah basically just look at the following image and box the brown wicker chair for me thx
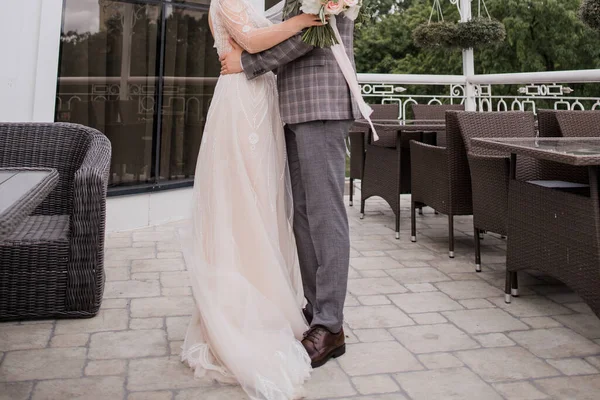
[556,110,600,137]
[410,111,473,257]
[348,104,399,206]
[456,112,538,272]
[0,123,111,321]
[411,104,464,147]
[537,109,589,184]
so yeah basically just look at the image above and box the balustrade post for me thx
[459,0,477,111]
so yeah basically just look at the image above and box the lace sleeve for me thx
[217,0,302,54]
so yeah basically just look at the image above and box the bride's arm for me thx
[218,0,322,54]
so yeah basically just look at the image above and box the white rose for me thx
[300,0,323,15]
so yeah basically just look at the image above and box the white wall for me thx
[0,0,63,122]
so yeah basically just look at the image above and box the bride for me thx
[179,0,325,399]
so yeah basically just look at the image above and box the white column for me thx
[459,0,476,111]
[0,0,62,122]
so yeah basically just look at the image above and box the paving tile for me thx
[436,280,504,300]
[128,356,203,391]
[390,324,479,354]
[345,294,360,307]
[347,278,407,296]
[0,324,52,351]
[338,342,423,376]
[129,392,173,400]
[345,306,414,329]
[404,283,438,292]
[359,270,389,278]
[131,317,164,330]
[133,231,176,242]
[491,381,549,400]
[166,316,190,341]
[358,295,391,305]
[0,347,86,381]
[131,296,194,318]
[443,308,529,334]
[352,375,399,395]
[32,376,125,400]
[459,298,496,309]
[104,279,161,298]
[106,266,131,281]
[547,358,598,376]
[85,359,128,376]
[389,292,463,314]
[387,268,450,284]
[473,333,515,348]
[350,257,402,270]
[394,367,502,400]
[490,296,572,317]
[100,299,128,309]
[535,375,600,400]
[0,382,33,400]
[132,258,186,273]
[586,355,600,369]
[354,329,395,342]
[89,329,167,359]
[565,302,595,315]
[176,386,248,400]
[55,309,129,334]
[303,362,356,399]
[352,239,400,251]
[334,394,408,400]
[160,271,190,288]
[521,316,563,329]
[170,340,184,355]
[417,353,464,369]
[50,333,89,348]
[358,250,387,257]
[509,328,600,358]
[387,249,438,262]
[106,246,155,261]
[455,347,560,382]
[132,272,160,280]
[162,287,192,297]
[553,314,600,339]
[409,312,447,325]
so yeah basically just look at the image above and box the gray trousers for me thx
[285,119,353,333]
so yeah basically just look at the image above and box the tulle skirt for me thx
[179,72,312,400]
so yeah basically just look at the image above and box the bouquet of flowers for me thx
[284,0,364,47]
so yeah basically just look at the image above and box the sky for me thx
[63,0,101,34]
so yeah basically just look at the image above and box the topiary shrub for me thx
[454,18,506,49]
[412,21,460,49]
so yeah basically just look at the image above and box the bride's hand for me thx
[291,13,326,30]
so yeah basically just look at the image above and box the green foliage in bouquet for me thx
[454,17,506,49]
[412,21,459,49]
[579,0,600,31]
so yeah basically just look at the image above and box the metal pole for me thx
[120,3,133,102]
[459,0,476,111]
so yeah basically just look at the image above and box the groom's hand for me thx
[220,38,243,75]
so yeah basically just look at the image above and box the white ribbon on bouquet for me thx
[328,16,379,141]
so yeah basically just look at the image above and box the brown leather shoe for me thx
[301,326,346,368]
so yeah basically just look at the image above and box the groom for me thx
[220,3,360,368]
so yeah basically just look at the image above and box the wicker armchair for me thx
[410,111,473,257]
[411,104,464,147]
[348,104,399,206]
[0,123,111,321]
[537,109,589,184]
[456,112,538,272]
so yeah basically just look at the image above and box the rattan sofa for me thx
[0,123,111,321]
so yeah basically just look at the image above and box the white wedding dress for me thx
[179,0,312,399]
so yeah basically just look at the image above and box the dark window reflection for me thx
[56,0,219,189]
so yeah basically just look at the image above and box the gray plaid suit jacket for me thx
[241,3,361,125]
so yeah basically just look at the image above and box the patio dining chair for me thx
[348,103,399,206]
[410,111,473,258]
[456,111,538,272]
[411,104,464,147]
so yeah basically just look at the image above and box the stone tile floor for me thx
[2,194,600,399]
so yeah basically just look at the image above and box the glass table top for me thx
[472,137,600,166]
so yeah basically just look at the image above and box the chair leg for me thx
[448,214,455,258]
[411,201,417,242]
[474,227,482,272]
[505,270,512,304]
[360,197,365,219]
[511,272,519,297]
[418,207,424,215]
[395,204,400,240]
[349,178,354,206]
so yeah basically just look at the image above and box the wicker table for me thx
[0,168,59,241]
[472,137,600,317]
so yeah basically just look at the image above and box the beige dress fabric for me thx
[179,0,311,399]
